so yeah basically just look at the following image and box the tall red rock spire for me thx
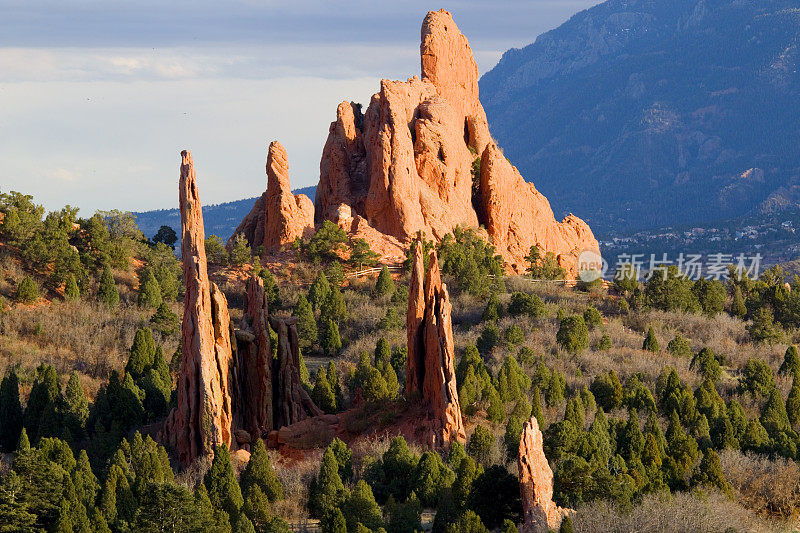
[162,150,235,465]
[406,242,465,447]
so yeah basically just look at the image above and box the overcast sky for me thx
[0,1,601,215]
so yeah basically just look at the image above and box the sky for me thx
[0,0,601,215]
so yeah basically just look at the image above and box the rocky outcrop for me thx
[163,150,236,465]
[230,141,314,253]
[269,316,324,428]
[406,242,465,447]
[518,417,571,533]
[231,274,273,441]
[314,9,599,276]
[479,143,598,273]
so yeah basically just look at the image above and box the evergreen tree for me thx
[666,334,692,358]
[482,292,503,322]
[748,307,781,344]
[125,327,156,380]
[583,306,603,330]
[72,450,100,509]
[486,388,505,423]
[64,274,80,302]
[597,333,612,351]
[741,419,770,453]
[310,447,347,517]
[692,449,732,494]
[137,269,163,309]
[0,370,23,452]
[320,319,342,357]
[150,302,179,336]
[375,266,395,297]
[761,387,792,436]
[375,338,392,368]
[452,456,480,510]
[590,370,623,411]
[559,516,575,533]
[446,510,489,533]
[690,347,722,383]
[15,276,39,304]
[411,451,450,507]
[642,326,659,352]
[731,285,747,318]
[467,426,494,467]
[531,387,544,428]
[321,285,347,325]
[240,439,283,503]
[258,267,281,309]
[0,470,37,531]
[62,371,89,440]
[98,265,119,309]
[787,375,800,430]
[293,294,318,352]
[343,480,384,532]
[779,345,800,377]
[312,367,337,414]
[504,416,524,459]
[740,358,775,397]
[204,445,244,521]
[556,316,589,353]
[308,272,331,312]
[23,364,60,442]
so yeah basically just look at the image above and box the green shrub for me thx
[667,334,691,358]
[204,235,229,265]
[15,276,39,304]
[375,266,395,297]
[508,292,545,318]
[228,233,252,265]
[583,307,603,330]
[642,326,659,352]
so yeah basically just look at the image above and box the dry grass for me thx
[573,489,784,533]
[720,449,800,519]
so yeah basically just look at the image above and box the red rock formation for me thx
[314,9,599,276]
[230,141,314,252]
[163,150,235,465]
[518,417,571,532]
[231,274,273,441]
[269,316,324,428]
[406,243,465,447]
[480,143,598,273]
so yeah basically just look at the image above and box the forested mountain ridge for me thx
[480,0,800,232]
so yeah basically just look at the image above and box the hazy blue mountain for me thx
[133,186,316,242]
[480,0,800,233]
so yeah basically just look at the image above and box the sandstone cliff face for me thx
[314,9,599,276]
[518,417,571,533]
[406,243,465,447]
[163,150,235,465]
[230,141,314,252]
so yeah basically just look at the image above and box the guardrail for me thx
[345,265,403,278]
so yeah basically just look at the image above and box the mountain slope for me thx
[480,0,800,233]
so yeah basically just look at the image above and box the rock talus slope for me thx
[162,150,235,465]
[406,242,466,447]
[518,417,572,532]
[314,9,598,275]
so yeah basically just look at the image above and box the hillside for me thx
[133,185,317,243]
[480,0,800,232]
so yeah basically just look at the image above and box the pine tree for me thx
[761,387,792,436]
[787,376,800,430]
[375,338,392,368]
[486,388,505,423]
[453,456,480,509]
[0,370,23,452]
[693,449,732,494]
[15,276,39,304]
[597,333,612,351]
[150,302,179,336]
[482,292,503,322]
[731,285,747,318]
[240,439,283,503]
[583,306,603,330]
[504,416,524,459]
[72,449,100,508]
[559,516,575,533]
[556,316,589,353]
[667,334,692,358]
[321,285,347,325]
[642,326,660,352]
[327,438,353,481]
[98,266,119,309]
[310,447,347,517]
[137,269,163,309]
[312,367,337,414]
[308,272,331,312]
[691,347,722,383]
[467,425,494,467]
[62,371,89,440]
[320,319,342,357]
[64,274,80,302]
[258,267,281,308]
[0,470,36,530]
[411,451,447,507]
[293,294,318,352]
[23,364,60,442]
[375,266,395,297]
[779,345,800,377]
[204,445,244,521]
[125,328,156,380]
